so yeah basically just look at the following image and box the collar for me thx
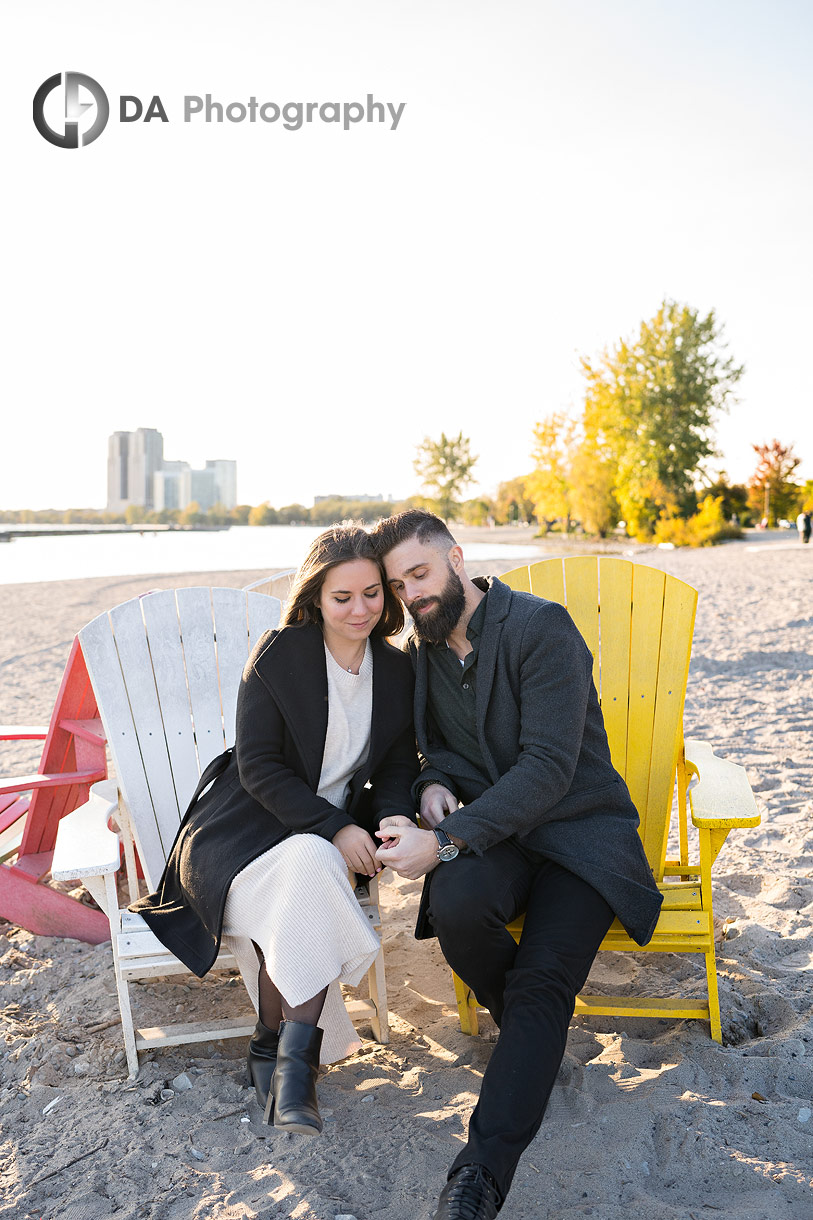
[473,575,512,626]
[464,589,488,642]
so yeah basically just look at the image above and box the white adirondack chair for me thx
[243,570,297,603]
[51,587,389,1078]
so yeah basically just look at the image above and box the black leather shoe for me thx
[433,1165,502,1219]
[264,1019,323,1135]
[247,1020,279,1111]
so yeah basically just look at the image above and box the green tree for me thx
[747,440,801,524]
[800,480,813,513]
[277,503,309,524]
[460,497,494,526]
[704,473,749,522]
[152,508,181,525]
[180,500,203,526]
[230,504,252,525]
[413,431,478,521]
[248,502,279,526]
[526,413,574,532]
[568,436,620,536]
[206,502,230,526]
[125,504,147,525]
[581,300,744,539]
[494,476,535,525]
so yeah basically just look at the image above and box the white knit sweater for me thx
[317,638,373,809]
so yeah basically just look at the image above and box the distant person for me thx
[133,525,417,1135]
[797,511,811,544]
[370,508,662,1220]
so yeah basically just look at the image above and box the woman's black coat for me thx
[131,623,418,977]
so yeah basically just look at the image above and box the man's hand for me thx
[332,824,381,877]
[419,784,459,829]
[374,824,439,880]
[377,814,415,850]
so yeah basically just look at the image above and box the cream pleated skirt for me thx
[221,832,381,1064]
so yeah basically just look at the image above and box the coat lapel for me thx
[368,635,388,768]
[367,635,413,772]
[254,623,328,790]
[412,637,430,754]
[474,578,511,784]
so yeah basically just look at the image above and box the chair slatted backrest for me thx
[79,588,282,890]
[502,557,697,880]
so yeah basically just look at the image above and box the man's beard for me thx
[408,563,466,644]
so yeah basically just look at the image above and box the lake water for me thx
[0,526,542,585]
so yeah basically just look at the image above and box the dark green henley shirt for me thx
[425,591,488,777]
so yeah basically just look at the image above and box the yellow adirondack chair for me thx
[452,556,760,1043]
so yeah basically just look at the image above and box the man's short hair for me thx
[371,508,457,558]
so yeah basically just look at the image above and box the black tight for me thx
[252,942,327,1028]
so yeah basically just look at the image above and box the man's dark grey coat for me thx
[410,576,663,945]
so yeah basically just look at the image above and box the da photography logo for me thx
[33,72,110,148]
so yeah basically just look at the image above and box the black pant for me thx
[427,839,614,1201]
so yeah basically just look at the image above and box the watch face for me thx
[438,842,459,862]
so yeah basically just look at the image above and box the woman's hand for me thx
[378,814,414,835]
[332,824,381,877]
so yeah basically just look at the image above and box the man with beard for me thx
[370,509,662,1220]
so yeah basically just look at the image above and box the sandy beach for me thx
[1,533,812,1219]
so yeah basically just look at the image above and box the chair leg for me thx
[362,874,389,1044]
[367,945,389,1044]
[705,943,722,1043]
[105,873,140,1078]
[698,827,723,1043]
[453,970,480,1036]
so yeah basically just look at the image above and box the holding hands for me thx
[375,788,464,880]
[375,820,439,879]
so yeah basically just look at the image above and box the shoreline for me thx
[0,525,799,595]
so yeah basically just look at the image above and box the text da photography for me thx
[121,91,407,130]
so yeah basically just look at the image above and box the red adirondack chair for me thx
[0,637,109,941]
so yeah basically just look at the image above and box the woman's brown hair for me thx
[281,523,404,637]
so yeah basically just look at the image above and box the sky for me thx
[3,0,813,510]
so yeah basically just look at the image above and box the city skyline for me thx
[3,2,812,511]
[107,427,237,514]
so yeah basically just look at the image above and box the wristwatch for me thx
[433,827,460,862]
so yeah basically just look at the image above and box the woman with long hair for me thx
[132,524,417,1135]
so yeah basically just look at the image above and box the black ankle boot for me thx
[247,1020,279,1111]
[264,1019,323,1135]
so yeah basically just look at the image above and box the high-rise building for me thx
[190,467,217,512]
[106,428,236,515]
[154,461,191,512]
[107,432,130,512]
[127,428,164,510]
[206,460,237,510]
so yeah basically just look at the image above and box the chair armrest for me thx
[0,725,49,741]
[51,780,121,881]
[0,768,106,797]
[684,738,761,829]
